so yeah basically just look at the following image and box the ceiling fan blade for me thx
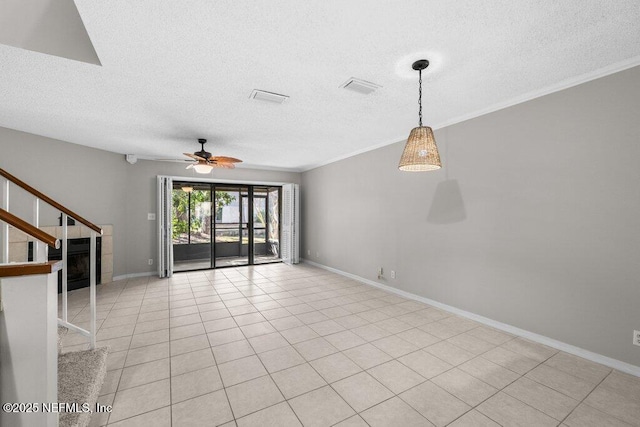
[184,153,207,161]
[211,156,242,163]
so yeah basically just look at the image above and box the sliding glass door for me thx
[172,182,280,272]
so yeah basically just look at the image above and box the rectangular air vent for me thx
[250,89,289,104]
[340,78,382,95]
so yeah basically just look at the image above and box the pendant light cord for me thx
[418,69,423,127]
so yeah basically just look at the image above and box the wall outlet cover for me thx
[634,330,640,346]
[148,213,156,220]
[148,259,153,265]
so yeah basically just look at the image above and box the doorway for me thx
[171,182,281,272]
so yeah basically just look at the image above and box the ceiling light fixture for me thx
[192,162,214,174]
[181,185,193,193]
[398,59,441,172]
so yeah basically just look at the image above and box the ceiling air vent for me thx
[340,78,382,95]
[250,89,289,104]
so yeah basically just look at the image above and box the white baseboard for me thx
[112,271,156,281]
[302,259,640,378]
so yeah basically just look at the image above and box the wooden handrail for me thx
[0,260,63,278]
[0,168,102,234]
[0,208,60,249]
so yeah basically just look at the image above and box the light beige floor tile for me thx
[203,317,237,333]
[361,396,433,427]
[97,336,132,353]
[89,392,113,427]
[458,356,520,389]
[372,335,420,358]
[169,313,202,328]
[261,307,292,320]
[477,392,557,427]
[171,366,223,403]
[226,375,285,418]
[106,350,127,371]
[330,416,367,427]
[599,370,640,396]
[398,350,453,379]
[501,337,557,362]
[309,319,346,336]
[212,339,256,364]
[482,347,539,375]
[241,321,277,338]
[419,321,464,340]
[100,369,121,395]
[258,345,305,373]
[207,327,245,346]
[352,324,392,342]
[397,328,441,348]
[170,347,215,376]
[368,360,427,394]
[118,358,170,391]
[343,343,393,370]
[526,364,597,400]
[96,324,135,341]
[272,363,327,398]
[448,409,499,427]
[447,333,496,355]
[424,341,475,366]
[432,368,498,406]
[129,329,169,349]
[172,390,233,426]
[294,337,338,361]
[137,310,169,323]
[236,402,302,427]
[233,312,267,326]
[583,382,640,426]
[246,331,289,353]
[170,334,210,356]
[269,315,305,331]
[124,342,169,367]
[324,330,367,351]
[281,325,320,344]
[333,314,370,329]
[400,381,471,427]
[200,308,232,321]
[218,355,268,386]
[504,376,579,420]
[109,379,171,423]
[107,406,171,427]
[375,317,413,334]
[310,352,362,383]
[545,352,612,384]
[564,403,633,427]
[289,386,355,427]
[333,372,394,412]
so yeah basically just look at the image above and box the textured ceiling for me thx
[1,1,639,171]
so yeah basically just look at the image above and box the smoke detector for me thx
[250,89,289,104]
[340,77,382,95]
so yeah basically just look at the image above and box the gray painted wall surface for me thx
[0,128,300,277]
[301,66,640,367]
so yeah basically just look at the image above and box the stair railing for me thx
[0,168,102,349]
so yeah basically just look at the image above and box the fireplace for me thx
[28,237,101,293]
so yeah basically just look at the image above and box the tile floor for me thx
[59,263,640,427]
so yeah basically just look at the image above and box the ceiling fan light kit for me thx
[398,59,442,172]
[184,138,242,174]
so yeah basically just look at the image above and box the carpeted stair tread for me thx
[58,326,69,354]
[58,347,109,427]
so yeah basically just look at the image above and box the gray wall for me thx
[0,127,300,277]
[301,66,640,367]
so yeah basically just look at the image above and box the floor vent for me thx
[250,89,289,104]
[340,77,382,95]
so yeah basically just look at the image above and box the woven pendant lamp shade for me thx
[398,126,441,171]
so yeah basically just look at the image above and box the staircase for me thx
[0,168,108,427]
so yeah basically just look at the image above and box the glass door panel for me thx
[254,187,280,264]
[214,186,248,267]
[172,183,212,272]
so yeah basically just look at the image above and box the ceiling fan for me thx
[184,139,242,173]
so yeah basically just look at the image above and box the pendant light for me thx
[398,59,441,171]
[181,185,193,193]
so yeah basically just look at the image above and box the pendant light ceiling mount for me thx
[398,58,442,172]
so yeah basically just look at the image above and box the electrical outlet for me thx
[148,259,153,266]
[377,267,384,279]
[316,251,320,258]
[147,213,156,220]
[391,270,396,279]
[307,249,311,256]
[633,330,640,347]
